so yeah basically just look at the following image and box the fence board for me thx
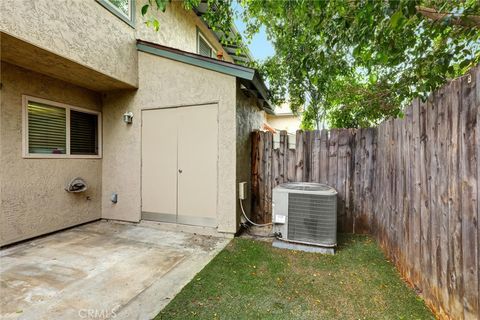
[295,131,305,181]
[419,99,433,302]
[460,71,479,319]
[312,130,321,183]
[369,128,376,230]
[404,105,413,280]
[412,100,422,285]
[476,67,480,320]
[437,86,450,313]
[427,93,439,310]
[337,130,350,231]
[447,79,464,318]
[279,131,287,185]
[319,129,329,184]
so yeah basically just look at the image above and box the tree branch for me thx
[416,6,480,28]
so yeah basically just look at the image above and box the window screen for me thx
[71,110,98,155]
[107,0,130,18]
[198,35,213,57]
[28,102,66,154]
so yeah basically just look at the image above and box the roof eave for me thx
[251,71,274,113]
[137,40,255,79]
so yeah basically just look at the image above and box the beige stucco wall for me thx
[235,85,265,222]
[0,0,138,87]
[0,0,233,88]
[267,114,302,133]
[101,52,238,233]
[136,1,234,63]
[0,62,102,246]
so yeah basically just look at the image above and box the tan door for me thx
[177,104,218,227]
[141,108,178,223]
[141,104,218,227]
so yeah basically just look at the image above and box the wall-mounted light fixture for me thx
[123,111,133,124]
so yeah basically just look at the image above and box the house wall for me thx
[0,62,102,246]
[0,0,138,87]
[0,0,232,88]
[135,1,234,63]
[236,85,265,223]
[101,52,238,234]
[266,114,302,133]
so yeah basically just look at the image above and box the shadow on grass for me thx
[336,232,369,250]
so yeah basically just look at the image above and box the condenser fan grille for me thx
[278,182,333,192]
[287,193,337,246]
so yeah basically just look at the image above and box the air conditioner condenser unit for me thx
[272,182,337,254]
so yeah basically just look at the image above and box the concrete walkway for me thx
[0,220,231,320]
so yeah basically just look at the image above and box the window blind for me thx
[198,36,212,57]
[71,110,98,155]
[28,102,66,154]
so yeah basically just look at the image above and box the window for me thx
[97,0,135,27]
[197,31,216,58]
[70,110,99,155]
[27,103,67,155]
[23,96,102,158]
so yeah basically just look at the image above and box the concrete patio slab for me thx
[0,220,230,320]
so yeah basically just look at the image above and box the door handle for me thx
[178,169,183,174]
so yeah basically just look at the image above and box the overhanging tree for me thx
[242,0,480,128]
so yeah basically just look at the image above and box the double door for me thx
[141,104,218,227]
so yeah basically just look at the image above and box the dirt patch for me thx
[185,234,223,251]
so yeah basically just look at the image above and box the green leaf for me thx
[155,0,167,12]
[353,45,362,58]
[153,19,160,31]
[141,4,149,16]
[390,11,404,28]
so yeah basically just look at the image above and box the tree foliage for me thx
[143,0,480,129]
[241,0,480,128]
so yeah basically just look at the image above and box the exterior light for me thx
[123,111,133,124]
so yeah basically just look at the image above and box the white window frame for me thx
[97,0,135,28]
[22,95,102,159]
[197,31,216,58]
[110,0,132,20]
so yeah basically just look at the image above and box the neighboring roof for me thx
[136,40,273,113]
[193,4,254,66]
[268,112,298,118]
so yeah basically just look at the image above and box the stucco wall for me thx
[0,0,138,87]
[135,1,234,63]
[266,114,302,133]
[0,0,232,88]
[102,52,238,233]
[0,62,102,246]
[235,85,265,223]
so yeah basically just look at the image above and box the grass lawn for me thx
[155,234,434,320]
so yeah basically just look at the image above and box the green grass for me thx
[155,234,434,320]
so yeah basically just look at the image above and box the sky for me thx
[232,7,275,61]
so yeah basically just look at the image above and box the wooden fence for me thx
[250,66,479,319]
